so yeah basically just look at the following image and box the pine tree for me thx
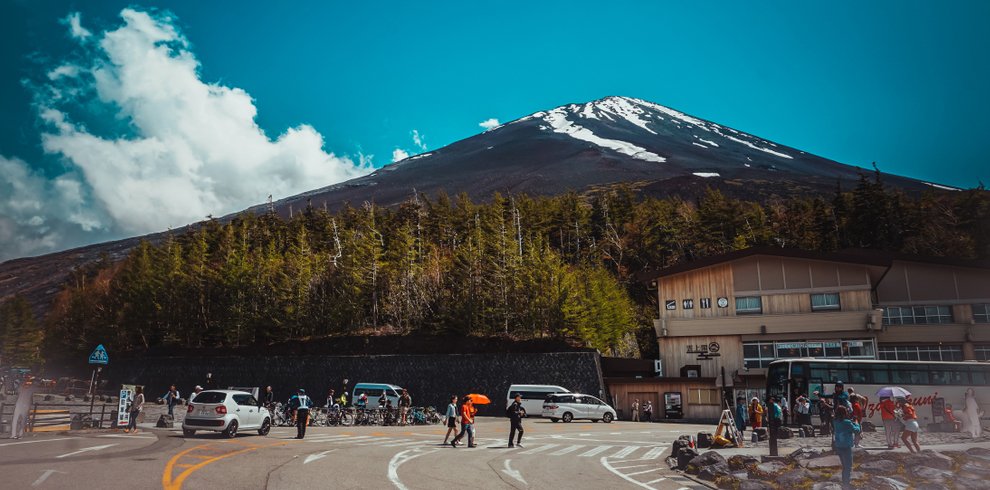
[1,297,44,368]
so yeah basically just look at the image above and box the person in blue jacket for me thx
[832,405,861,487]
[734,397,747,435]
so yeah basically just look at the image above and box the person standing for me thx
[291,389,312,439]
[734,397,747,435]
[816,393,833,436]
[781,396,790,425]
[795,394,811,426]
[164,385,181,417]
[832,405,861,488]
[442,395,459,445]
[850,394,865,448]
[190,385,203,403]
[506,393,526,448]
[767,396,783,438]
[399,389,412,426]
[125,386,145,434]
[643,400,653,422]
[631,399,640,422]
[451,396,476,448]
[204,373,216,390]
[749,397,764,429]
[898,398,921,453]
[261,386,275,410]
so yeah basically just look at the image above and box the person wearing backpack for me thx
[506,393,526,448]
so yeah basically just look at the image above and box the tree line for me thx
[5,172,988,368]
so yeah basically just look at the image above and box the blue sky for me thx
[1,1,989,260]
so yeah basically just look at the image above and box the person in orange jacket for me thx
[749,397,765,429]
[450,396,476,448]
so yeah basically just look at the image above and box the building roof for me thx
[642,247,990,281]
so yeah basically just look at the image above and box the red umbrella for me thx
[467,393,491,405]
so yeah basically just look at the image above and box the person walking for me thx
[643,400,653,422]
[399,389,412,426]
[898,398,921,453]
[880,396,901,449]
[506,393,526,448]
[734,397,747,435]
[442,395,459,445]
[125,386,145,434]
[749,397,764,429]
[832,405,861,488]
[290,388,313,439]
[631,399,640,422]
[451,396,476,448]
[163,385,180,417]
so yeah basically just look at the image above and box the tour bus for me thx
[765,358,989,425]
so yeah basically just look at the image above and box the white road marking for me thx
[642,447,666,459]
[520,443,558,454]
[303,449,335,464]
[98,434,154,439]
[646,477,668,484]
[611,446,640,459]
[32,469,64,487]
[610,463,654,470]
[0,438,77,447]
[308,435,375,443]
[55,443,117,459]
[627,468,662,476]
[601,456,661,489]
[384,440,425,447]
[549,444,584,456]
[501,459,527,486]
[579,445,614,457]
[355,438,398,446]
[388,447,439,490]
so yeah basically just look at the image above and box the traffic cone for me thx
[689,436,695,449]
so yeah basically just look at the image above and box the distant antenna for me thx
[267,194,274,215]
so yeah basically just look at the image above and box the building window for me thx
[736,296,762,314]
[882,305,953,325]
[743,339,876,368]
[811,293,841,311]
[877,344,963,361]
[974,304,990,324]
[974,345,990,361]
[688,388,720,405]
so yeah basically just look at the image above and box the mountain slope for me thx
[0,96,959,314]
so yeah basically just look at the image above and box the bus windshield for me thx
[767,362,789,402]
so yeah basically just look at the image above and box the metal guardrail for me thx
[0,401,116,435]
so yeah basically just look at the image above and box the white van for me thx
[351,383,404,408]
[506,384,570,416]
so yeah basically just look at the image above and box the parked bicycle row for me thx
[268,404,443,427]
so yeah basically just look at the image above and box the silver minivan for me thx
[351,383,404,407]
[542,393,616,423]
[506,384,570,417]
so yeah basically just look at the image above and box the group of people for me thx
[629,398,654,421]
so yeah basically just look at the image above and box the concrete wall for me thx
[107,352,605,416]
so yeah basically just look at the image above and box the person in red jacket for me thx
[944,403,962,432]
[850,395,865,448]
[879,397,900,449]
[450,397,476,448]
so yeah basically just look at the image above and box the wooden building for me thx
[607,248,990,422]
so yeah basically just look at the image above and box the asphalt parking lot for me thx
[0,418,710,489]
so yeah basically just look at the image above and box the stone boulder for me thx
[907,465,953,482]
[727,455,759,471]
[788,447,828,461]
[697,462,732,482]
[738,481,774,490]
[858,459,899,474]
[956,477,990,490]
[776,468,816,487]
[914,484,949,490]
[913,450,955,470]
[958,461,990,479]
[828,471,863,483]
[686,450,726,475]
[803,454,842,469]
[811,483,844,490]
[867,476,910,490]
[749,460,789,479]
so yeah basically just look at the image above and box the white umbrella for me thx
[875,386,911,398]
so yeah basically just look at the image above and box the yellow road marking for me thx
[162,440,290,490]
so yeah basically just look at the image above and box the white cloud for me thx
[479,118,500,130]
[62,12,92,39]
[411,129,426,151]
[0,8,370,261]
[391,148,409,162]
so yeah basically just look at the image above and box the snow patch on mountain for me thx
[693,172,720,178]
[721,134,793,159]
[542,108,666,163]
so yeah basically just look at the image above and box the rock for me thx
[956,478,990,490]
[738,481,774,490]
[858,459,898,473]
[44,394,54,401]
[688,450,727,469]
[677,448,699,471]
[907,465,952,482]
[969,447,990,456]
[916,449,954,470]
[869,476,910,490]
[697,462,732,481]
[862,421,877,432]
[671,439,689,459]
[83,394,90,402]
[914,484,949,490]
[665,456,678,469]
[788,447,827,461]
[828,471,863,482]
[811,483,844,490]
[728,455,759,470]
[750,460,789,478]
[803,455,841,469]
[958,461,990,479]
[64,394,75,402]
[776,468,815,487]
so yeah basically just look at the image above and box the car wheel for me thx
[603,413,614,423]
[258,418,271,436]
[182,429,196,437]
[562,412,573,423]
[550,418,559,423]
[224,420,238,438]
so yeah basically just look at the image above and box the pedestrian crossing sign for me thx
[88,344,109,365]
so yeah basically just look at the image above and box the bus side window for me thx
[971,367,988,385]
[871,368,890,384]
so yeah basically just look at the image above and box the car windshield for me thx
[193,392,226,404]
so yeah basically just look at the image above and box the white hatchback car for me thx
[542,393,616,423]
[182,389,271,438]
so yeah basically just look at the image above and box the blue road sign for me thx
[88,344,109,365]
